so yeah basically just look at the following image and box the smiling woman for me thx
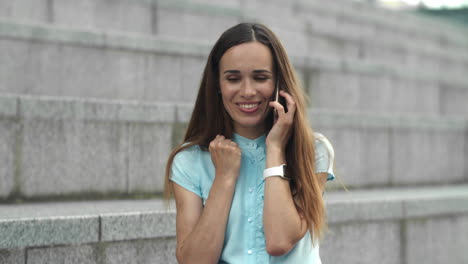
[164,23,335,264]
[219,42,275,138]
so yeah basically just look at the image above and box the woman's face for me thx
[219,41,275,137]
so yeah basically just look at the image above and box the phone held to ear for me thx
[274,79,287,122]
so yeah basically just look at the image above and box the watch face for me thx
[282,165,291,180]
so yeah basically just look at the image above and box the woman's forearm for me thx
[263,148,306,256]
[177,176,236,264]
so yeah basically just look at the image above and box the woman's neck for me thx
[233,125,265,140]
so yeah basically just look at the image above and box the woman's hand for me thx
[266,90,296,152]
[209,135,242,182]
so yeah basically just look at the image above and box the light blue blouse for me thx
[170,133,335,264]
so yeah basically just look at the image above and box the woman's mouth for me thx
[238,102,260,113]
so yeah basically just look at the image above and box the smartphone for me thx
[274,78,287,121]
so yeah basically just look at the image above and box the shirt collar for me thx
[232,133,266,149]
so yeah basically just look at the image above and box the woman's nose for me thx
[240,80,256,97]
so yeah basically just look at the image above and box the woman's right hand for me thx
[209,135,242,182]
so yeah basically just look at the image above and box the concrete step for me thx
[1,0,467,57]
[1,20,468,115]
[297,0,468,50]
[247,0,468,73]
[0,94,466,200]
[1,185,467,263]
[0,0,242,44]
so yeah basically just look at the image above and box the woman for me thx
[164,23,335,263]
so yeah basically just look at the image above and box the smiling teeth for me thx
[239,104,258,109]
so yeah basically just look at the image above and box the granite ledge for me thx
[0,185,467,249]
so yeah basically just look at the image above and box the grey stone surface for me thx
[1,20,467,105]
[103,238,177,264]
[321,221,401,264]
[309,70,444,115]
[180,56,206,102]
[128,123,172,193]
[0,199,172,220]
[27,244,97,264]
[392,129,466,185]
[0,0,49,22]
[325,185,468,221]
[0,216,98,249]
[20,119,128,196]
[0,33,207,101]
[405,215,468,264]
[440,84,468,116]
[156,5,239,43]
[0,95,17,117]
[326,195,403,224]
[0,119,17,197]
[53,0,153,34]
[19,95,175,123]
[144,54,184,102]
[0,249,24,264]
[101,211,176,242]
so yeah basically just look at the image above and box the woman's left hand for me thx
[266,90,296,152]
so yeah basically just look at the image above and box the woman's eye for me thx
[255,76,268,81]
[227,77,240,82]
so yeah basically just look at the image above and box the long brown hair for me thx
[164,23,326,241]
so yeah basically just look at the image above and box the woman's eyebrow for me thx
[223,70,240,74]
[253,69,272,74]
[223,69,272,74]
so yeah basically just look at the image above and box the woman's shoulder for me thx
[314,132,334,155]
[174,143,203,162]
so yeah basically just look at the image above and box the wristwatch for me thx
[263,164,291,180]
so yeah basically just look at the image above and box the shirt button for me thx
[247,217,252,222]
[247,249,253,255]
[249,187,253,193]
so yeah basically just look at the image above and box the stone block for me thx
[156,6,238,43]
[103,238,177,264]
[388,79,439,115]
[405,215,468,264]
[321,221,401,264]
[19,96,175,123]
[175,103,194,123]
[0,0,49,22]
[0,216,98,249]
[391,129,466,186]
[55,45,148,101]
[53,0,153,34]
[27,244,97,264]
[128,123,172,193]
[20,119,128,196]
[180,56,205,102]
[191,0,240,8]
[326,195,403,224]
[50,0,95,29]
[0,119,17,197]
[0,249,25,264]
[0,96,17,116]
[1,36,189,101]
[272,28,308,58]
[404,194,468,218]
[101,211,176,242]
[308,71,360,111]
[440,84,468,116]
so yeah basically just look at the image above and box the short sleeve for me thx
[314,132,335,181]
[170,146,203,197]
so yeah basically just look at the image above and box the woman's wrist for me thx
[266,147,286,168]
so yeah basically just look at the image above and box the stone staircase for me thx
[0,0,467,263]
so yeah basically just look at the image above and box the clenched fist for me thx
[209,135,242,182]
